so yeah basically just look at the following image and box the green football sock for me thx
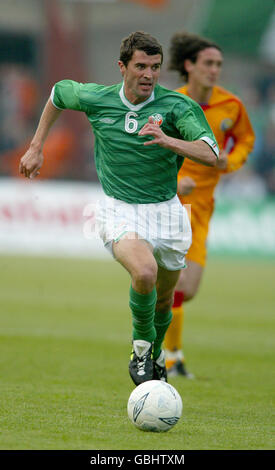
[129,285,157,344]
[153,310,173,360]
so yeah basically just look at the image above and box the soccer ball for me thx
[127,380,182,432]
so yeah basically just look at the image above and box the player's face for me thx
[187,47,223,88]
[118,50,162,104]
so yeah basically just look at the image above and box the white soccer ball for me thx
[127,380,182,432]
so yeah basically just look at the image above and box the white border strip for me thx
[200,136,219,157]
[119,83,155,111]
[50,86,64,110]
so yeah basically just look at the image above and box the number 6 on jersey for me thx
[125,111,138,133]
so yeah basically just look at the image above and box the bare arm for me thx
[159,136,217,167]
[177,176,196,196]
[19,98,62,179]
[221,102,255,173]
[215,150,229,170]
[138,117,218,167]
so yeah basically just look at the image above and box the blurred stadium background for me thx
[0,0,274,451]
[0,0,274,257]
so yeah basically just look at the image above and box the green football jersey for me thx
[51,80,218,204]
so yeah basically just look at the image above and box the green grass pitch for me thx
[0,255,274,450]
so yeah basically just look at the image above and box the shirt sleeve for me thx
[50,79,86,112]
[174,101,219,158]
[222,101,255,173]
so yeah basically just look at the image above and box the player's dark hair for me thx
[169,32,222,81]
[120,31,163,66]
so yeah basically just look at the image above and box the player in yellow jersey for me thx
[164,32,255,377]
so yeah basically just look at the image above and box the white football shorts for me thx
[95,194,192,271]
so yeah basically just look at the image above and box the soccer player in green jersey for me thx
[19,31,219,386]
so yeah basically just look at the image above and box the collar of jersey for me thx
[119,82,155,111]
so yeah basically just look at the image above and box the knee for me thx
[175,273,200,302]
[182,284,199,301]
[132,264,158,293]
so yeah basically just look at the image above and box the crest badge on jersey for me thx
[220,118,233,131]
[150,113,163,126]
